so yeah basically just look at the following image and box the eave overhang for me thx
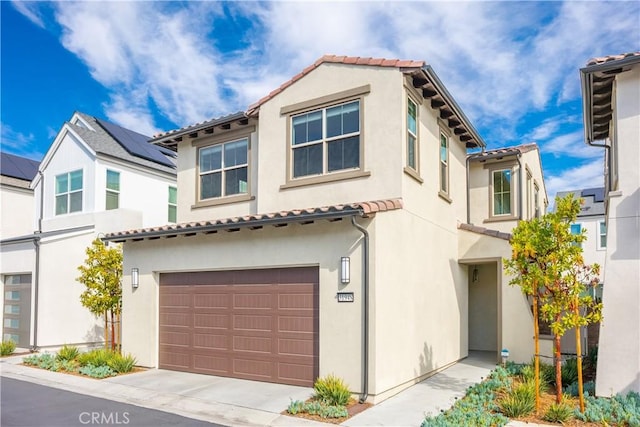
[149,112,250,148]
[103,199,403,243]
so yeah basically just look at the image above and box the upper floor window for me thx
[106,170,120,210]
[199,138,248,200]
[439,130,449,195]
[570,223,582,247]
[291,100,360,178]
[168,186,177,223]
[492,169,512,216]
[598,220,607,250]
[534,183,540,218]
[407,98,418,171]
[55,170,83,215]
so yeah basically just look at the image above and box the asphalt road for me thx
[1,377,227,427]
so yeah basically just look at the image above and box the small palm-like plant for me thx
[313,374,351,406]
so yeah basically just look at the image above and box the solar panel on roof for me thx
[95,119,175,168]
[0,152,40,180]
[156,145,177,158]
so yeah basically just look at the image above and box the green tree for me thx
[77,238,122,350]
[505,194,602,409]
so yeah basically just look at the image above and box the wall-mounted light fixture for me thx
[131,268,139,289]
[341,257,350,284]
[472,265,479,283]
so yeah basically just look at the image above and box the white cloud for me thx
[545,159,605,202]
[11,1,45,28]
[1,123,44,160]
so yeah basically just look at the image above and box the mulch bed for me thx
[282,398,372,424]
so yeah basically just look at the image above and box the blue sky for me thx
[1,1,639,200]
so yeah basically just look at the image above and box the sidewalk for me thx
[1,352,548,427]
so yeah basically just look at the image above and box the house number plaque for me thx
[337,292,355,303]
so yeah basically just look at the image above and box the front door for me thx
[3,274,32,348]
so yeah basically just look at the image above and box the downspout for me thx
[587,140,611,192]
[32,171,44,351]
[351,215,369,403]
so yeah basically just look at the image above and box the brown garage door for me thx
[159,267,319,387]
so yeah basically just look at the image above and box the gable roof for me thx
[555,187,605,217]
[150,54,485,149]
[104,198,403,243]
[1,152,40,181]
[67,112,176,174]
[580,51,640,142]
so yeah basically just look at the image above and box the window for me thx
[3,333,19,343]
[168,186,177,223]
[407,98,418,171]
[55,170,83,215]
[492,169,512,216]
[199,138,248,200]
[4,305,19,315]
[106,170,120,210]
[291,100,360,178]
[439,130,449,194]
[570,223,582,248]
[526,170,532,219]
[4,318,19,329]
[598,221,607,250]
[4,291,20,301]
[534,183,541,218]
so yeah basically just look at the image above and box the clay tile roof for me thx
[246,55,425,114]
[586,51,640,66]
[458,222,511,241]
[104,198,403,242]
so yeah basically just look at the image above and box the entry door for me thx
[3,274,32,348]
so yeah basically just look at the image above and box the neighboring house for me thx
[105,55,547,403]
[1,112,177,350]
[555,187,606,356]
[461,143,548,363]
[581,51,640,396]
[1,152,40,240]
[1,152,40,346]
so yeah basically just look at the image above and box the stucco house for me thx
[580,52,640,396]
[1,152,40,345]
[105,55,547,403]
[1,112,177,350]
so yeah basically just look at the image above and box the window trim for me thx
[438,125,450,198]
[281,86,370,189]
[597,220,607,250]
[192,128,254,208]
[54,169,83,216]
[486,165,517,221]
[105,169,120,211]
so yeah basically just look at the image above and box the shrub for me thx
[561,358,579,386]
[78,364,116,379]
[313,374,351,406]
[286,400,305,415]
[543,401,574,423]
[77,349,116,367]
[504,361,526,376]
[498,382,536,418]
[24,353,58,370]
[56,345,79,362]
[540,361,556,386]
[574,391,640,425]
[22,354,41,366]
[564,380,595,397]
[286,399,348,419]
[58,359,79,372]
[107,353,137,373]
[0,340,16,356]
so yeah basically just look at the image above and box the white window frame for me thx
[55,169,83,215]
[491,168,513,217]
[439,129,450,196]
[597,220,607,250]
[168,186,177,223]
[106,169,120,210]
[406,97,419,172]
[198,137,249,201]
[290,100,361,179]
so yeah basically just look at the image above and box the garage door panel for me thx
[159,267,318,386]
[194,313,229,329]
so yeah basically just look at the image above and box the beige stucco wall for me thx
[458,229,534,363]
[370,208,469,400]
[596,65,640,396]
[121,218,367,393]
[468,149,546,233]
